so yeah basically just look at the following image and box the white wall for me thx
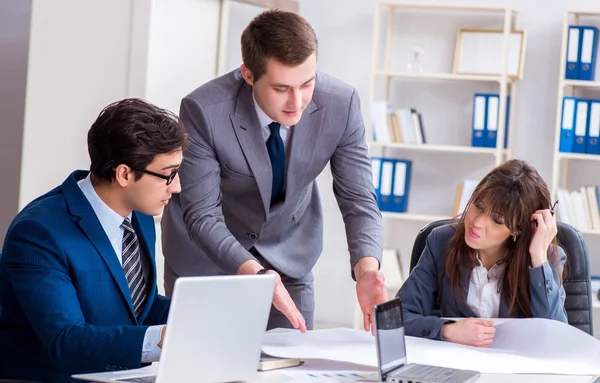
[18,0,222,208]
[19,0,134,208]
[144,0,220,114]
[0,0,30,245]
[302,0,600,327]
[221,1,270,74]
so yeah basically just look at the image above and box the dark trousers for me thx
[163,251,315,331]
[249,248,315,331]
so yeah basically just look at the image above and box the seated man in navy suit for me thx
[0,98,189,382]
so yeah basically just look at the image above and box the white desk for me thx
[74,360,599,383]
[256,366,597,383]
[250,358,598,383]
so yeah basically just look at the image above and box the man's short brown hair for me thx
[241,9,318,82]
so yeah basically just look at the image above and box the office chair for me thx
[408,219,594,335]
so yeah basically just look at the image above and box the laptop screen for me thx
[374,298,407,377]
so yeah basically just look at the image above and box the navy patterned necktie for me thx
[121,218,147,317]
[266,121,285,204]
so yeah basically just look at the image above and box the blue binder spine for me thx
[504,95,511,148]
[559,97,576,153]
[391,159,411,213]
[485,95,499,148]
[378,159,395,212]
[579,26,599,81]
[482,94,511,149]
[471,94,487,147]
[573,99,589,154]
[587,101,600,155]
[371,157,383,206]
[565,26,581,80]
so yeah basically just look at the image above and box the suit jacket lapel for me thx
[286,101,325,196]
[456,272,477,317]
[62,171,137,321]
[499,291,510,317]
[230,84,272,218]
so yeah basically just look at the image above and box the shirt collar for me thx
[78,174,132,234]
[474,251,508,269]
[252,93,289,130]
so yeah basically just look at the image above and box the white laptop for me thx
[73,274,276,383]
[374,298,480,383]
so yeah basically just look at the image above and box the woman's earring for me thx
[512,234,517,242]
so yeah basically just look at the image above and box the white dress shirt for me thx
[78,175,164,363]
[253,94,290,148]
[466,252,504,319]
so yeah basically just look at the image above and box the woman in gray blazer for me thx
[397,159,567,347]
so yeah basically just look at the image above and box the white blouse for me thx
[466,253,505,318]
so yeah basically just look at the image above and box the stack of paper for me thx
[262,318,600,375]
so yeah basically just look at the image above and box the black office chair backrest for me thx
[409,220,594,335]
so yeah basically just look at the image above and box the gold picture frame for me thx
[453,28,527,80]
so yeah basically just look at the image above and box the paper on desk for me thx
[490,318,600,373]
[263,328,377,367]
[277,359,379,382]
[262,319,600,375]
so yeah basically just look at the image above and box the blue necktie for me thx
[266,121,285,204]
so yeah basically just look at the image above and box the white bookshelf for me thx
[580,228,600,236]
[382,212,451,222]
[550,10,600,236]
[352,3,524,328]
[368,141,506,155]
[376,1,509,12]
[368,1,521,221]
[564,79,600,88]
[373,71,511,83]
[559,152,600,162]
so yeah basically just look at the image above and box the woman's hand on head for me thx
[529,209,557,268]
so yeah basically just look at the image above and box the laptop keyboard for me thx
[116,376,156,383]
[396,364,460,382]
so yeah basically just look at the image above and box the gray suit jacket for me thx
[161,69,382,280]
[397,224,568,340]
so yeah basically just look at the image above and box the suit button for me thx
[246,232,258,240]
[420,330,427,337]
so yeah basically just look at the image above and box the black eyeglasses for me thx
[138,168,179,185]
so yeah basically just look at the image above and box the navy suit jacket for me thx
[0,170,170,383]
[397,224,568,340]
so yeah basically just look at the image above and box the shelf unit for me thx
[550,10,600,236]
[373,71,514,83]
[368,1,521,222]
[355,2,524,329]
[381,212,451,222]
[564,79,600,88]
[368,141,507,155]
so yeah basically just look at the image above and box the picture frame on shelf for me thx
[453,28,527,80]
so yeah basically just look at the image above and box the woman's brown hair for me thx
[445,159,560,317]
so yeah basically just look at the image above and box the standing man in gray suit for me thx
[161,9,386,333]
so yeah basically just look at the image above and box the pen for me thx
[551,199,559,216]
